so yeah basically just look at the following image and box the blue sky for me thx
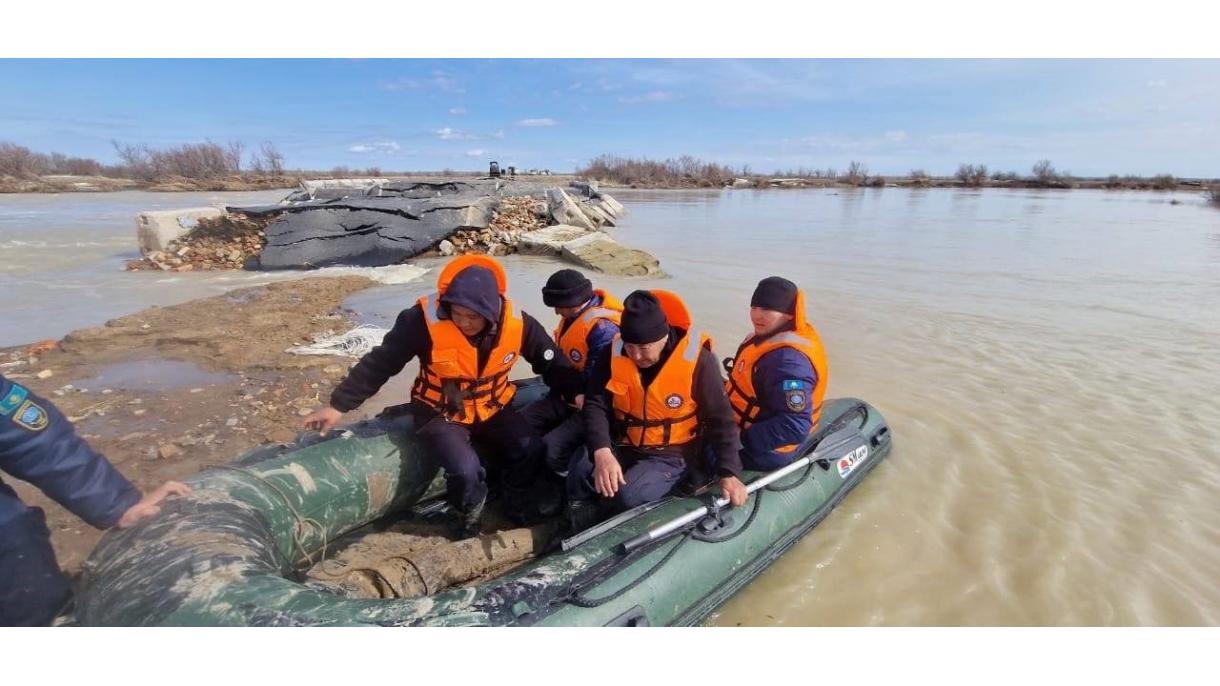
[1,59,1217,177]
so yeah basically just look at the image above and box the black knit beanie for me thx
[542,269,594,307]
[620,290,670,344]
[750,276,798,315]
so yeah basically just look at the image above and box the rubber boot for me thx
[564,499,599,536]
[453,495,485,540]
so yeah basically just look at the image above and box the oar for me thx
[617,451,822,555]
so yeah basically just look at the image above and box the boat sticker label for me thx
[837,444,870,478]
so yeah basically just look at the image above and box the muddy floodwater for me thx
[3,186,1219,625]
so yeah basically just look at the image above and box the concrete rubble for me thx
[126,177,658,276]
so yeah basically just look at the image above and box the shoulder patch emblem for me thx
[2,383,30,416]
[782,379,805,391]
[13,399,49,431]
[785,390,808,412]
[569,349,582,362]
[665,393,684,409]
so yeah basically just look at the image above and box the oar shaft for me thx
[618,453,817,554]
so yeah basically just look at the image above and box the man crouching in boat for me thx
[725,277,828,470]
[303,256,582,539]
[521,269,622,509]
[569,290,747,529]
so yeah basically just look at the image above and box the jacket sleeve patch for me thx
[13,399,49,431]
[782,379,809,412]
[2,383,30,416]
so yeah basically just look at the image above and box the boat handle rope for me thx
[208,464,329,569]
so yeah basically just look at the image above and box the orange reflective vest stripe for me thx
[409,256,524,424]
[725,288,829,452]
[604,290,711,449]
[553,289,623,372]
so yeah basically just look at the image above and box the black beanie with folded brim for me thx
[542,269,594,307]
[620,290,670,344]
[750,276,798,315]
[439,265,502,324]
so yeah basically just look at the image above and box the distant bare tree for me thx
[843,161,868,185]
[955,163,989,187]
[260,142,284,175]
[909,169,931,187]
[1032,159,1058,184]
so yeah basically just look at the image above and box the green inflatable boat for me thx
[75,379,892,626]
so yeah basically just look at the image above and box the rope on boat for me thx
[208,464,329,569]
[561,402,872,609]
[287,325,389,358]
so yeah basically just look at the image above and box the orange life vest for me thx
[605,290,712,449]
[410,255,524,424]
[725,288,829,454]
[553,289,623,372]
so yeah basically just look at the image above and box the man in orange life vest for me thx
[572,290,747,522]
[522,269,622,477]
[724,276,829,471]
[303,256,582,538]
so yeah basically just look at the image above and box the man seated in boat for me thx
[724,277,828,470]
[521,269,622,494]
[303,255,583,539]
[1,373,190,626]
[570,290,747,528]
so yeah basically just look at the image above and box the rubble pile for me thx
[437,196,548,256]
[126,214,272,272]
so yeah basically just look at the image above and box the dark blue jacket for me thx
[557,294,620,386]
[1,374,141,529]
[739,346,819,471]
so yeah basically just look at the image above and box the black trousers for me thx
[0,507,72,626]
[566,445,687,514]
[413,405,540,514]
[521,392,587,475]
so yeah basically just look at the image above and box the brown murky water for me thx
[353,187,1220,625]
[4,186,1218,625]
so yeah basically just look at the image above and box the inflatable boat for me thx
[74,380,892,626]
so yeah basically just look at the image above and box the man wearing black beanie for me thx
[724,276,828,471]
[569,290,746,526]
[525,270,622,484]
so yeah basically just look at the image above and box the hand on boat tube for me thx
[718,476,748,508]
[573,394,585,410]
[302,406,343,436]
[592,447,626,498]
[116,481,192,529]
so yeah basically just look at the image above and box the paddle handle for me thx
[618,453,817,554]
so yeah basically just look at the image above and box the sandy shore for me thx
[2,276,385,575]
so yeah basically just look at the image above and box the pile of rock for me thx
[437,196,548,256]
[126,214,270,272]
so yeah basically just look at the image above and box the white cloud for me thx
[348,141,400,154]
[491,129,505,139]
[516,118,557,127]
[435,127,477,141]
[449,107,468,115]
[618,91,676,104]
[1146,80,1168,88]
[378,72,464,94]
[884,130,908,142]
[465,149,487,157]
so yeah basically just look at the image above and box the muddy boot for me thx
[536,475,564,518]
[564,499,599,536]
[453,496,485,540]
